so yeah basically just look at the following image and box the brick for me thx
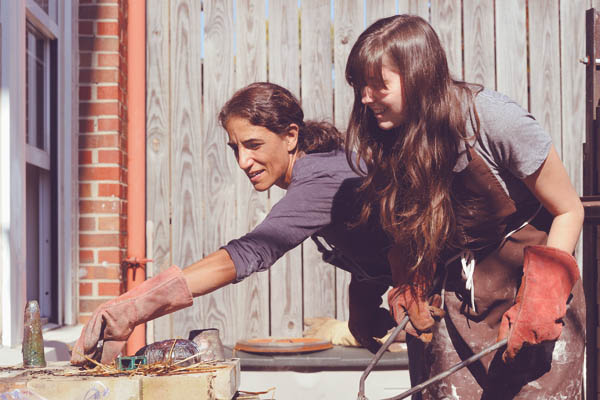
[79,86,92,101]
[78,21,94,35]
[79,52,93,67]
[79,217,96,231]
[78,315,91,324]
[79,133,119,148]
[81,266,120,280]
[79,118,96,133]
[79,299,108,313]
[79,250,94,264]
[98,53,119,67]
[79,68,118,83]
[98,149,121,164]
[79,199,120,213]
[79,282,93,296]
[80,233,120,247]
[79,166,121,181]
[99,216,119,231]
[97,21,119,36]
[97,85,119,100]
[79,150,93,164]
[79,183,93,198]
[99,282,121,296]
[98,182,121,197]
[79,5,119,19]
[98,250,121,264]
[80,101,119,117]
[79,37,119,52]
[98,118,119,131]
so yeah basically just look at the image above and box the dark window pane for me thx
[26,24,47,150]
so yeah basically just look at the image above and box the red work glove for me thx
[497,245,580,362]
[348,275,395,353]
[387,285,445,343]
[70,265,193,365]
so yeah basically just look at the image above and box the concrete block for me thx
[27,377,139,400]
[0,359,240,400]
[141,374,211,399]
[213,359,241,399]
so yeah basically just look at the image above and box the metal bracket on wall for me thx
[120,257,153,285]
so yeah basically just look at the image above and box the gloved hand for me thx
[303,317,360,347]
[348,276,395,353]
[70,265,193,365]
[497,245,580,362]
[387,285,445,343]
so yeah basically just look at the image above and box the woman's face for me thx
[361,57,405,130]
[225,116,298,191]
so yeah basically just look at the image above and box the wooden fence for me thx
[146,0,593,346]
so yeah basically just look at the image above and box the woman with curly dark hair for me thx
[71,82,398,366]
[345,14,584,399]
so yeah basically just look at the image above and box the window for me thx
[25,10,57,324]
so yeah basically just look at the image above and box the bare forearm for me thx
[523,146,584,254]
[182,249,237,297]
[546,206,584,254]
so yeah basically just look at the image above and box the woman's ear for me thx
[285,123,300,152]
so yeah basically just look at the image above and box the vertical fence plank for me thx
[146,0,172,341]
[169,0,207,340]
[529,0,562,151]
[267,1,303,337]
[495,0,527,108]
[301,0,336,320]
[398,0,429,20]
[431,0,463,79]
[233,0,270,340]
[561,0,587,196]
[333,0,363,321]
[463,0,495,88]
[561,0,587,275]
[366,0,396,26]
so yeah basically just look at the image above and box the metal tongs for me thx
[357,315,508,400]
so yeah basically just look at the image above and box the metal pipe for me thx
[384,338,508,400]
[125,0,147,356]
[357,316,409,400]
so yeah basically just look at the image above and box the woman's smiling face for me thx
[360,56,405,130]
[225,116,298,191]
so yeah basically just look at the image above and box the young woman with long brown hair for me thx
[70,82,398,366]
[345,15,585,399]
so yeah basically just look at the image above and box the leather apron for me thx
[411,148,586,400]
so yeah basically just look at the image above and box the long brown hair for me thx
[219,82,343,154]
[345,15,481,286]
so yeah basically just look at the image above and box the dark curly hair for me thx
[219,82,343,154]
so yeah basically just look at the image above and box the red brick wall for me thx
[78,0,128,323]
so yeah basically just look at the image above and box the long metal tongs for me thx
[357,315,508,400]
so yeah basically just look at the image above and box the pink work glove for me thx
[387,285,445,343]
[497,245,580,362]
[348,276,395,353]
[70,265,193,365]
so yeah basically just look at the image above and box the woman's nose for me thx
[237,148,252,170]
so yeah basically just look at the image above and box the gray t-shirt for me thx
[223,150,393,284]
[455,89,552,206]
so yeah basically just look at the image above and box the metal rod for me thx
[384,338,508,400]
[357,315,410,400]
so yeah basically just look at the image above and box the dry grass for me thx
[67,340,228,377]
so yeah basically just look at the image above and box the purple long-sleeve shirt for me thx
[223,150,393,285]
